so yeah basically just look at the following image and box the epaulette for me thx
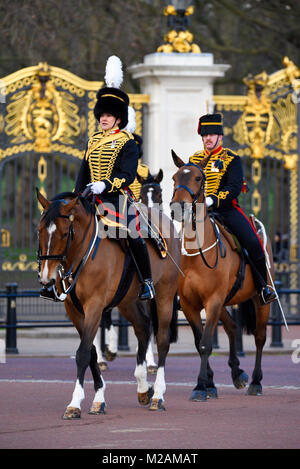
[121,130,134,140]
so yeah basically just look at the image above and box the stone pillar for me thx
[129,53,230,211]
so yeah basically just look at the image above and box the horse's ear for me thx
[36,188,50,210]
[60,197,78,214]
[171,149,185,168]
[199,154,210,169]
[136,173,145,185]
[155,168,163,183]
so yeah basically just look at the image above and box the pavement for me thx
[1,312,298,358]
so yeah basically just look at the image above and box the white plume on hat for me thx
[125,106,136,132]
[104,55,123,88]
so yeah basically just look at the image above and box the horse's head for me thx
[36,189,79,287]
[137,169,163,207]
[170,150,208,222]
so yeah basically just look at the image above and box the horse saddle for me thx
[95,203,168,260]
[211,214,247,305]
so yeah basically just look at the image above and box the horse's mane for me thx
[42,191,95,227]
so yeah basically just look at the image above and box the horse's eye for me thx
[196,177,201,182]
[62,233,68,239]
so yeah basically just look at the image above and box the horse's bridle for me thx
[173,162,206,207]
[172,162,225,269]
[37,213,75,264]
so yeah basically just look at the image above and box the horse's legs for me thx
[118,304,153,406]
[192,300,222,402]
[220,307,249,389]
[63,302,104,419]
[149,296,176,411]
[134,300,157,374]
[88,344,106,414]
[93,328,108,371]
[248,302,270,396]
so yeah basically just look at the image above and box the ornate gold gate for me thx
[214,57,300,315]
[0,63,149,287]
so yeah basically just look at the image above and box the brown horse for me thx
[170,151,273,401]
[37,189,180,418]
[94,168,164,373]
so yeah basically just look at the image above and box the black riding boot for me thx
[128,237,155,300]
[254,257,276,305]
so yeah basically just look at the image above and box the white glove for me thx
[87,181,106,195]
[206,196,214,208]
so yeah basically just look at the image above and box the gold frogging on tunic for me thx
[85,129,133,185]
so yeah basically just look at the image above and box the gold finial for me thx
[157,4,201,53]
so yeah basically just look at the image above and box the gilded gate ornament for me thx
[5,62,81,152]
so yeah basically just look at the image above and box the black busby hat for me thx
[197,113,224,136]
[94,56,129,129]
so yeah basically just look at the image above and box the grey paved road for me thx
[0,355,299,451]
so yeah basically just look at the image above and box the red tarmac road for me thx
[0,354,299,451]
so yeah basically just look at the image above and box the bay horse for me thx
[170,151,274,401]
[93,168,164,373]
[37,189,180,418]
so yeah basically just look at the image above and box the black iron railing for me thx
[0,283,299,355]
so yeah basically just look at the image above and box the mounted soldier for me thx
[189,112,276,305]
[74,56,155,301]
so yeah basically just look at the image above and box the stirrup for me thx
[260,285,277,305]
[139,279,155,301]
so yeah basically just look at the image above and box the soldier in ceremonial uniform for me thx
[189,113,276,304]
[75,56,154,300]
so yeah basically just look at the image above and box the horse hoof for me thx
[88,402,106,415]
[190,390,207,402]
[207,387,218,399]
[247,383,263,396]
[149,398,165,411]
[147,365,158,375]
[98,361,108,372]
[104,347,117,362]
[233,371,249,389]
[138,386,154,406]
[62,406,81,420]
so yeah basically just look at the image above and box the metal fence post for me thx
[270,300,283,347]
[5,283,19,354]
[118,312,130,351]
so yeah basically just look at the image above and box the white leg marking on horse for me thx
[67,379,85,409]
[93,330,105,363]
[93,376,106,404]
[134,362,149,393]
[107,325,118,354]
[146,341,157,367]
[153,367,166,400]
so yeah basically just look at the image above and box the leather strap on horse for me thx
[223,248,246,305]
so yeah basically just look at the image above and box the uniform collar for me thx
[99,126,120,137]
[205,145,223,157]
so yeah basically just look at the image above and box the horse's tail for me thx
[237,299,256,335]
[149,294,178,344]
